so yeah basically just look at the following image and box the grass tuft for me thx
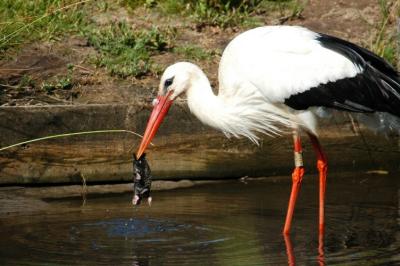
[371,0,399,66]
[1,0,309,81]
[41,76,73,93]
[189,0,259,28]
[122,0,266,28]
[85,22,174,77]
[174,45,217,61]
[0,0,89,55]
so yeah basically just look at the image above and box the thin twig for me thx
[81,172,87,206]
[44,94,72,103]
[73,64,94,73]
[0,129,153,152]
[0,83,27,89]
[0,67,42,72]
[348,113,360,136]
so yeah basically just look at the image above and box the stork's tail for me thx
[369,66,400,118]
[359,66,400,134]
[318,33,400,118]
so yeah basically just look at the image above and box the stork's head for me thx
[136,62,198,158]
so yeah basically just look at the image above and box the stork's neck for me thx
[185,67,293,142]
[186,70,223,130]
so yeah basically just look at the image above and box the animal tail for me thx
[367,65,400,118]
[342,38,400,117]
[359,60,400,132]
[318,33,400,117]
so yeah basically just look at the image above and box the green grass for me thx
[122,0,302,28]
[188,0,261,28]
[174,45,217,61]
[0,0,88,55]
[0,0,176,78]
[0,0,313,83]
[41,76,73,93]
[85,22,174,77]
[370,0,399,67]
[18,75,36,90]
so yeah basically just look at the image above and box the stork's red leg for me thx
[283,131,305,234]
[307,133,328,234]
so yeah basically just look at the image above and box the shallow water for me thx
[0,172,399,265]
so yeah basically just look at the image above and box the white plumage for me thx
[219,26,361,102]
[181,62,294,142]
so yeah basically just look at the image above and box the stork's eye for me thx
[164,77,174,89]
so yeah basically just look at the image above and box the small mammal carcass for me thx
[132,153,152,206]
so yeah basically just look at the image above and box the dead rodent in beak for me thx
[132,153,152,206]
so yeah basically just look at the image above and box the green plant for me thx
[41,75,73,93]
[41,82,57,93]
[119,0,308,29]
[18,75,35,90]
[0,0,88,55]
[174,45,215,61]
[85,22,174,77]
[0,129,149,152]
[120,0,265,28]
[286,0,306,21]
[58,77,73,90]
[122,0,158,9]
[189,0,260,28]
[370,0,399,66]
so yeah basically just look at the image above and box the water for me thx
[0,172,399,265]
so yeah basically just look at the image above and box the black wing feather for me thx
[284,33,400,117]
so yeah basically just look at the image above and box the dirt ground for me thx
[0,0,397,106]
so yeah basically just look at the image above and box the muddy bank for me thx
[0,103,399,185]
[1,0,397,108]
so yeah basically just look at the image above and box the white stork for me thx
[136,26,400,235]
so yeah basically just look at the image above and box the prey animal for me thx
[132,153,152,206]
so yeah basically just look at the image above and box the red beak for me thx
[136,93,173,158]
